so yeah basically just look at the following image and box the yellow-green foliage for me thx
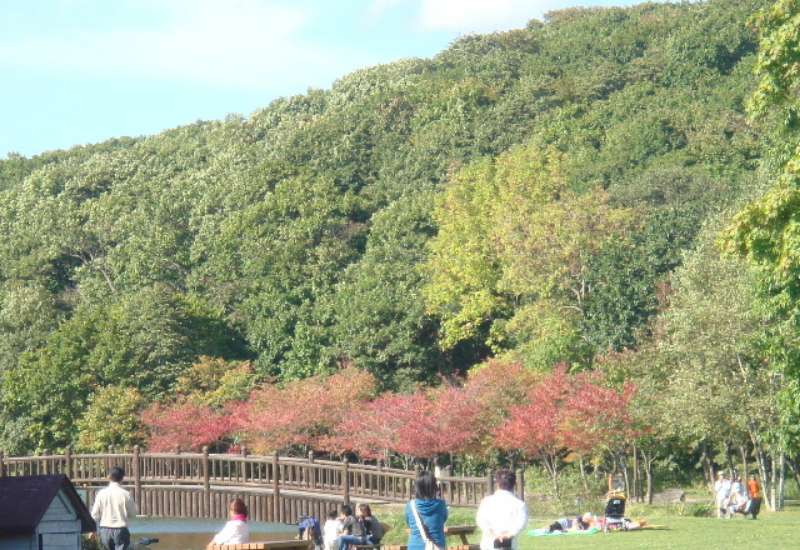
[76,387,146,452]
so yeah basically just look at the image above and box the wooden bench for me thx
[210,540,313,550]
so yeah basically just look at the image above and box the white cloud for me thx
[0,0,371,91]
[418,0,563,33]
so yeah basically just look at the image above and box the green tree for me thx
[76,387,147,452]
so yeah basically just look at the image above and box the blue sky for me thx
[1,0,654,158]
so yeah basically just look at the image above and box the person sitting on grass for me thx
[546,513,595,533]
[726,488,750,519]
[208,498,249,548]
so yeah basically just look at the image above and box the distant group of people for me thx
[713,471,762,519]
[86,461,771,550]
[320,503,384,550]
[87,466,527,550]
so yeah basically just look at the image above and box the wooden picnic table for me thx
[444,525,476,545]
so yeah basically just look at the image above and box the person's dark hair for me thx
[495,469,516,491]
[358,504,372,517]
[230,497,248,518]
[328,509,339,519]
[414,470,437,499]
[109,466,125,483]
[342,504,353,516]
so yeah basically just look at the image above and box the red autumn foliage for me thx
[235,367,376,454]
[462,360,540,451]
[323,385,482,460]
[322,392,411,460]
[142,401,235,452]
[494,365,636,464]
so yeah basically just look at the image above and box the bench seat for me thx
[210,540,313,550]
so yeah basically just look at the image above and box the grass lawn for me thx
[372,505,799,550]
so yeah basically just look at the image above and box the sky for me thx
[1,0,654,158]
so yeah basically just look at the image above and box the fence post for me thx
[273,451,281,522]
[444,465,453,503]
[241,446,248,484]
[308,450,315,490]
[0,450,4,477]
[64,446,72,479]
[516,468,524,501]
[202,446,210,517]
[342,457,350,505]
[133,445,142,505]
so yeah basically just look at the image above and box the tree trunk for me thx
[725,441,736,475]
[632,444,639,502]
[700,442,714,490]
[786,456,800,494]
[543,455,560,498]
[755,447,773,512]
[645,455,654,505]
[740,445,748,481]
[777,452,786,512]
[579,456,589,493]
[769,453,777,511]
[618,452,630,498]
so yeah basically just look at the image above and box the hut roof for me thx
[0,474,95,536]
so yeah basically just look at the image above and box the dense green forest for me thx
[2,0,799,505]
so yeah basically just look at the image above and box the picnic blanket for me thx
[528,527,601,537]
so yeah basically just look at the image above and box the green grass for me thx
[371,505,800,550]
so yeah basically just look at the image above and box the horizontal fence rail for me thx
[0,448,515,522]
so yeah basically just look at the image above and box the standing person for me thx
[405,471,448,550]
[747,474,763,520]
[714,472,731,519]
[476,470,527,550]
[91,466,138,550]
[208,498,250,547]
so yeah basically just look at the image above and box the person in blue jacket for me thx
[405,470,448,550]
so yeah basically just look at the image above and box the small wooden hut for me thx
[0,474,95,550]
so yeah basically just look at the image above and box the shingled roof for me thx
[0,475,96,537]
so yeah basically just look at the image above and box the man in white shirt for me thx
[476,470,527,550]
[91,466,138,550]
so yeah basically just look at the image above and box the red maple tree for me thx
[142,401,235,452]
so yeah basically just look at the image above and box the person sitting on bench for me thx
[208,498,249,548]
[338,504,380,550]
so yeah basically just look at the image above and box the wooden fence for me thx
[0,449,517,523]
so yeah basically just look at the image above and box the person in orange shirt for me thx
[747,474,762,519]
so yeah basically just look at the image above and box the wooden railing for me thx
[0,448,514,522]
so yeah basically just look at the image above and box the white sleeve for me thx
[476,497,491,535]
[91,492,102,523]
[212,522,235,544]
[509,499,527,537]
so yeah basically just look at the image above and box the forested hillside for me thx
[0,0,776,464]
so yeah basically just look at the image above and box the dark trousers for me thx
[750,497,762,519]
[99,526,131,550]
